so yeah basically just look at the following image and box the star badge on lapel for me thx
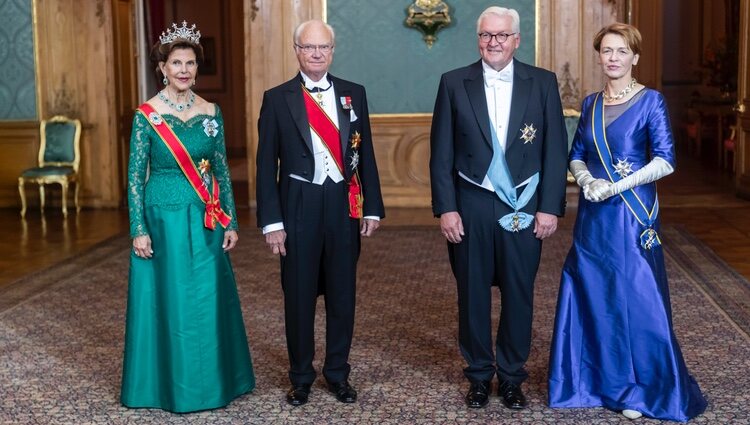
[350,151,359,169]
[350,131,361,149]
[520,123,537,144]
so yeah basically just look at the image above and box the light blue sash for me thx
[487,122,539,232]
[591,93,660,249]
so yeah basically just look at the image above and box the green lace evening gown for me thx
[121,106,255,413]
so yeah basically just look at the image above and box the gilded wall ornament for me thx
[250,0,259,22]
[49,76,80,118]
[558,62,581,110]
[405,0,452,48]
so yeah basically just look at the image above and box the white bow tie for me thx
[485,69,513,87]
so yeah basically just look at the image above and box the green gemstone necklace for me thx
[158,89,196,112]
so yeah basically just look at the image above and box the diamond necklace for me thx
[158,89,196,112]
[602,78,636,102]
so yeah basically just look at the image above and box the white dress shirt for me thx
[262,71,378,234]
[458,60,514,192]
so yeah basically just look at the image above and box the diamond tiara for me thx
[159,21,201,45]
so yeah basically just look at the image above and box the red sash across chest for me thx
[301,87,363,218]
[136,103,232,230]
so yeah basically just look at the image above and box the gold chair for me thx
[18,116,82,217]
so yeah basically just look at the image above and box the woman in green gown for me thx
[121,21,255,413]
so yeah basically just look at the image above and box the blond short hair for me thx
[593,23,642,55]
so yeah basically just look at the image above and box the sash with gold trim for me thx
[136,103,232,230]
[591,93,660,249]
[301,85,363,218]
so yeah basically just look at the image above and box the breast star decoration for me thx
[349,131,361,170]
[520,123,537,144]
[613,158,634,178]
[350,131,361,149]
[199,159,212,188]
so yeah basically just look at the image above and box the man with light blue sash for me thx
[429,6,567,410]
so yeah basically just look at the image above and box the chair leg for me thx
[74,181,80,213]
[61,182,68,217]
[39,185,45,214]
[18,178,27,218]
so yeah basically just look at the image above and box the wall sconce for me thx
[405,0,452,48]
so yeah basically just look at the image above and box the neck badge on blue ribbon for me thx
[591,93,660,249]
[486,122,539,232]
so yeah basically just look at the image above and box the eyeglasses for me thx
[294,43,333,54]
[478,32,517,44]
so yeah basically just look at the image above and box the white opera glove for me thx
[569,160,594,188]
[586,179,613,202]
[602,157,674,200]
[570,160,612,202]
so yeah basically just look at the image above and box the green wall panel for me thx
[0,0,37,120]
[328,0,536,113]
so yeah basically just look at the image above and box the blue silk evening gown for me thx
[121,107,255,412]
[548,90,707,422]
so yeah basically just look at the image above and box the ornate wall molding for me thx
[558,62,581,110]
[370,114,433,207]
[250,0,259,21]
[48,76,82,118]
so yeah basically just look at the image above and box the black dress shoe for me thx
[465,381,491,408]
[498,380,527,409]
[328,381,357,403]
[286,383,312,406]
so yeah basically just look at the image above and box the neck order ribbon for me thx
[486,119,539,232]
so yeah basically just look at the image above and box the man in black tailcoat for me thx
[256,19,385,407]
[429,6,567,410]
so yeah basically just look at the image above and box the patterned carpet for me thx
[1,222,749,424]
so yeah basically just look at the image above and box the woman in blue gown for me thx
[548,23,707,421]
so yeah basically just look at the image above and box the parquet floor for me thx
[1,153,748,289]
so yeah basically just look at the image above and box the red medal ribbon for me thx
[301,86,363,218]
[136,103,232,229]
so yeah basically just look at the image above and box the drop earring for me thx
[191,78,196,87]
[163,76,168,86]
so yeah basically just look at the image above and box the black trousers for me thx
[449,178,542,385]
[281,178,361,385]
